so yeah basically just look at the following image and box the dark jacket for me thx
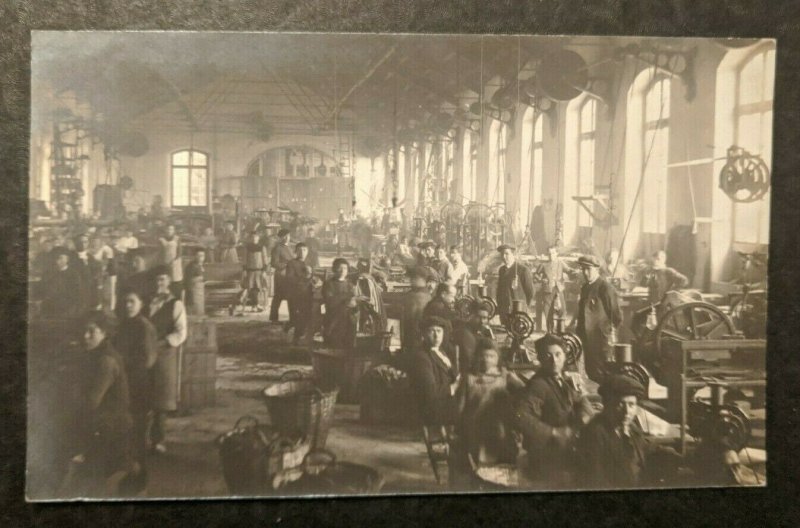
[641,267,689,305]
[40,266,83,318]
[422,297,458,322]
[450,322,494,375]
[577,413,679,489]
[401,287,432,354]
[576,278,623,381]
[114,314,158,414]
[496,262,535,316]
[270,243,295,278]
[407,347,458,425]
[515,373,594,479]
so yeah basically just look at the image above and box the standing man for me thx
[184,248,207,316]
[642,250,689,306]
[147,266,187,454]
[534,244,569,333]
[515,334,594,489]
[40,247,83,318]
[322,258,359,349]
[158,224,183,299]
[495,244,535,328]
[575,255,623,383]
[451,302,495,375]
[71,232,103,313]
[198,227,218,264]
[400,267,434,359]
[433,245,455,286]
[285,242,314,345]
[449,245,471,296]
[269,228,295,323]
[219,221,239,264]
[236,231,269,313]
[304,227,321,269]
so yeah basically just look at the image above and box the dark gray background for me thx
[2,1,799,526]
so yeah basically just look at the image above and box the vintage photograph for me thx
[27,32,771,500]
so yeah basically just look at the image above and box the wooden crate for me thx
[186,317,218,348]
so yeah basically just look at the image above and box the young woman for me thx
[456,339,524,466]
[114,291,158,494]
[68,310,133,497]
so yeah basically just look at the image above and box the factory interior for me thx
[26,33,770,498]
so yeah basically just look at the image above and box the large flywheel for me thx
[654,301,736,356]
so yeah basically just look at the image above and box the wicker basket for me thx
[272,449,384,495]
[262,371,338,450]
[217,415,310,495]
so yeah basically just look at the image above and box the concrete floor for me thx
[145,319,443,498]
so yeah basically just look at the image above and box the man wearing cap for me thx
[71,232,103,313]
[407,316,461,425]
[575,254,623,382]
[577,374,680,489]
[423,283,459,323]
[401,267,434,360]
[495,244,535,328]
[641,249,689,306]
[534,244,569,333]
[433,245,455,285]
[285,242,314,345]
[40,246,83,318]
[515,334,594,488]
[269,228,295,323]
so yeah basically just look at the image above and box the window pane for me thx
[190,168,207,206]
[173,150,190,165]
[646,79,670,122]
[534,115,543,143]
[737,112,762,153]
[642,127,668,233]
[761,110,773,164]
[172,167,189,206]
[578,137,595,227]
[734,201,760,243]
[764,49,775,101]
[739,53,764,105]
[581,99,596,135]
[533,146,543,208]
[191,151,208,166]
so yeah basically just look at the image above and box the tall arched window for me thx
[461,129,473,203]
[577,99,597,228]
[171,149,208,207]
[520,108,544,230]
[733,47,774,244]
[641,77,671,234]
[488,120,507,205]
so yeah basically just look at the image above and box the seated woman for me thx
[322,258,359,348]
[67,310,133,497]
[407,316,460,426]
[456,338,525,466]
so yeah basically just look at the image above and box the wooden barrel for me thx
[180,316,218,411]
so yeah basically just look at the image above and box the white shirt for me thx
[452,260,470,289]
[115,235,139,253]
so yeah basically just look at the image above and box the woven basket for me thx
[262,371,338,450]
[217,415,310,495]
[272,449,384,495]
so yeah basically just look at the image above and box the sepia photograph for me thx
[26,31,771,500]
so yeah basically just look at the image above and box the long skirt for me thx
[220,248,239,264]
[186,277,205,316]
[152,345,180,411]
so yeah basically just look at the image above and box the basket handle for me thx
[233,414,259,430]
[279,369,305,382]
[302,448,337,472]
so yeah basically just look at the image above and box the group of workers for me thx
[31,214,693,495]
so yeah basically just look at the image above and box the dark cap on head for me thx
[418,241,435,249]
[598,374,646,401]
[578,255,602,268]
[497,244,516,253]
[278,228,290,237]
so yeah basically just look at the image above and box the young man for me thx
[158,224,183,299]
[269,228,295,323]
[433,245,455,286]
[416,241,436,268]
[450,301,495,375]
[577,374,680,489]
[147,266,187,454]
[184,248,207,316]
[400,266,435,361]
[71,232,103,313]
[495,244,535,328]
[198,227,218,264]
[449,245,471,296]
[642,249,689,306]
[219,221,239,264]
[407,316,461,425]
[423,283,459,323]
[304,227,321,269]
[575,255,623,383]
[285,242,314,345]
[40,247,83,318]
[534,244,569,332]
[514,334,594,489]
[236,231,269,314]
[322,258,359,349]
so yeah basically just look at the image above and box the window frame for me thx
[640,76,671,235]
[170,149,209,208]
[576,97,597,228]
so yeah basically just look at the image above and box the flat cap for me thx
[277,228,290,237]
[598,374,646,401]
[417,240,435,249]
[497,244,516,253]
[577,254,602,268]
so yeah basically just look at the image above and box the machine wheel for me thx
[654,301,736,356]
